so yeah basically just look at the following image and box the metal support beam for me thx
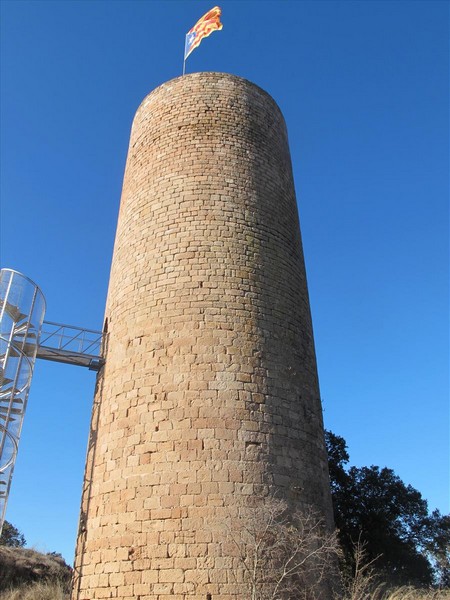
[36,321,105,371]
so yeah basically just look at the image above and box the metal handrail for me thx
[36,321,105,371]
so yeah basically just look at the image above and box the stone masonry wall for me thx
[72,72,333,600]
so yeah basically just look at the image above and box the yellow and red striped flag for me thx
[184,6,223,60]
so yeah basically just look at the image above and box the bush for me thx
[0,522,26,548]
[0,547,71,593]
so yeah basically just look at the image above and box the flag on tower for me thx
[184,6,223,60]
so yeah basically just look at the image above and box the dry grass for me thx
[0,546,71,594]
[0,575,448,600]
[341,584,450,599]
[380,589,450,600]
[0,580,69,600]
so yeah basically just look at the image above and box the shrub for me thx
[0,547,71,593]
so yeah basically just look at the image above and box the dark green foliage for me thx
[325,430,349,495]
[0,521,26,548]
[325,430,450,588]
[423,509,450,587]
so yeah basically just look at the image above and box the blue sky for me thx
[0,1,448,564]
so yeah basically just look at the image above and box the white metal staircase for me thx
[0,268,105,533]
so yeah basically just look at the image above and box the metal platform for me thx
[37,321,105,371]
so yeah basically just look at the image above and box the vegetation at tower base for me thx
[325,430,450,589]
[0,581,68,600]
[220,494,450,600]
[0,521,72,596]
[1,429,449,600]
[223,496,340,600]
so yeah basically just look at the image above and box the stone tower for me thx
[72,72,333,600]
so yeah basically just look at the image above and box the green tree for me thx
[0,521,26,548]
[325,430,450,588]
[423,509,450,587]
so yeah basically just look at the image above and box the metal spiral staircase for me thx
[0,269,105,533]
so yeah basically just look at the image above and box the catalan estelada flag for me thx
[184,6,223,60]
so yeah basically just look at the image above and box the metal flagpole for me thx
[182,7,223,76]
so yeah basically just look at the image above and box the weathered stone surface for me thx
[72,72,333,600]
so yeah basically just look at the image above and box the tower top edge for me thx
[134,72,284,121]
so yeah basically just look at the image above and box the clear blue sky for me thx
[0,0,448,564]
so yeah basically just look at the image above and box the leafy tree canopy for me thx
[0,521,26,548]
[325,430,450,588]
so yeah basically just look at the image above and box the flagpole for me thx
[182,7,222,76]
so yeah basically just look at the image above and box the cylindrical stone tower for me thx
[73,72,333,600]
